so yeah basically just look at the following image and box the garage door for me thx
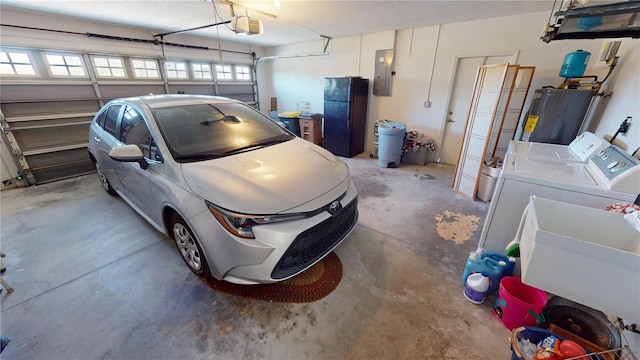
[1,47,257,185]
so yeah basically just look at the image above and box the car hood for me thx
[181,138,349,214]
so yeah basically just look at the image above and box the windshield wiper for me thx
[174,152,222,161]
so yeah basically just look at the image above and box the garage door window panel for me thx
[44,53,87,77]
[215,65,232,80]
[165,61,188,79]
[131,59,160,79]
[192,63,212,80]
[92,56,127,78]
[235,65,251,81]
[0,50,37,76]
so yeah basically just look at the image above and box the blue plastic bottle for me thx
[462,250,483,285]
[462,250,505,294]
[482,253,516,277]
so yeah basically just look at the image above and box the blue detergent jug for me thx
[462,250,508,294]
[482,253,516,278]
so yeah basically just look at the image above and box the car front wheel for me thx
[94,161,116,195]
[170,213,210,277]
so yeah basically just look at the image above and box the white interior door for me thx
[440,55,513,165]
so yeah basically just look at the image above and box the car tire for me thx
[94,161,116,195]
[170,213,211,278]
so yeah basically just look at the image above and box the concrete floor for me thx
[0,154,514,359]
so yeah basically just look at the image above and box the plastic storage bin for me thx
[510,326,604,360]
[377,121,406,168]
[278,111,302,136]
[402,147,428,165]
[518,196,640,325]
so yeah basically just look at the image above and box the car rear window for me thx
[102,105,122,137]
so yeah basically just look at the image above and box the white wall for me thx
[588,39,640,154]
[259,11,639,157]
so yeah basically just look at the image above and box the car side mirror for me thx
[109,144,149,170]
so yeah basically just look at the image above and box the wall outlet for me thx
[423,100,431,108]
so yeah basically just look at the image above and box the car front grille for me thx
[271,198,358,280]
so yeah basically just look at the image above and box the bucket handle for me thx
[527,309,546,324]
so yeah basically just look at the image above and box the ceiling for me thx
[2,1,562,48]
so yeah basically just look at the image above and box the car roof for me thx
[107,94,239,109]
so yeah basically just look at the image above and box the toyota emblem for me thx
[329,201,340,214]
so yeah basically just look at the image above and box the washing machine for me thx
[478,144,640,254]
[507,131,609,162]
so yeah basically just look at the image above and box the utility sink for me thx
[518,196,640,324]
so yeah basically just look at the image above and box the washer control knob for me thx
[611,162,626,173]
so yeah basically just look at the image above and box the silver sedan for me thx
[88,94,358,284]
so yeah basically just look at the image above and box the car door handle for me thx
[94,136,101,143]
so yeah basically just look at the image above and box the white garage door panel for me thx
[168,85,216,96]
[28,149,95,183]
[99,84,167,99]
[5,116,92,129]
[0,84,97,102]
[13,123,90,153]
[218,84,253,94]
[2,100,99,118]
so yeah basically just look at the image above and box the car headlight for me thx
[206,201,307,239]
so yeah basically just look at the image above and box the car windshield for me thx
[152,102,293,162]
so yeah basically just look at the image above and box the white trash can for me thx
[477,165,500,202]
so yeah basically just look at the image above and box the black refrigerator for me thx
[520,88,595,145]
[323,77,369,157]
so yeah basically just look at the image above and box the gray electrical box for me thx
[373,49,394,96]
